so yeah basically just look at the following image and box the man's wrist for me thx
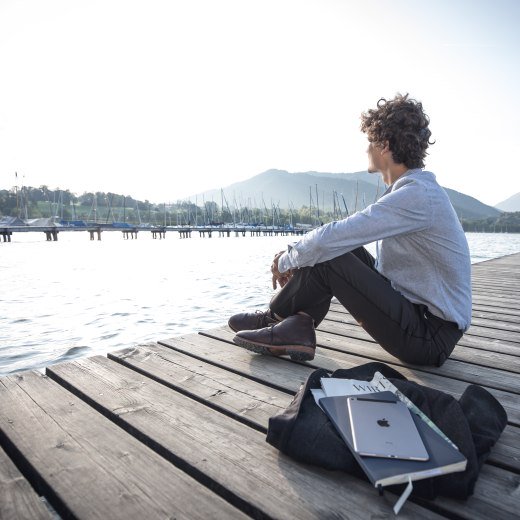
[278,251,291,274]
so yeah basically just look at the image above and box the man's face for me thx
[366,141,383,173]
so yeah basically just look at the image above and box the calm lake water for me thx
[1,231,519,375]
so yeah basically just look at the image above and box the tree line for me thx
[460,213,520,233]
[1,185,519,231]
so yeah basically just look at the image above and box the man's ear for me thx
[381,141,390,155]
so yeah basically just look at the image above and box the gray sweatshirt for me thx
[278,169,472,331]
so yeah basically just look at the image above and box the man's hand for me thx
[271,250,293,289]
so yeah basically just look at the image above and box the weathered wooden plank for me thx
[108,342,290,428]
[472,288,519,300]
[472,272,520,281]
[327,306,520,345]
[326,306,520,346]
[466,326,520,343]
[162,332,314,389]
[430,464,520,520]
[325,302,520,355]
[326,306,520,356]
[108,342,520,474]
[197,328,520,426]
[474,271,520,277]
[473,271,520,278]
[471,307,520,323]
[473,284,520,293]
[473,262,520,269]
[474,265,520,271]
[473,292,520,304]
[329,300,520,343]
[0,373,246,520]
[473,264,520,273]
[473,301,520,316]
[445,342,519,369]
[475,291,520,303]
[473,269,520,276]
[472,295,520,310]
[0,444,53,520]
[469,317,520,334]
[472,269,520,278]
[47,356,442,519]
[492,426,520,471]
[317,318,520,380]
[328,304,520,356]
[472,271,520,278]
[108,343,294,419]
[468,317,520,334]
[472,283,520,293]
[161,332,314,392]
[462,327,519,344]
[316,323,520,391]
[457,335,520,356]
[473,262,520,270]
[473,267,520,275]
[472,280,520,292]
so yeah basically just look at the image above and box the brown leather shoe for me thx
[228,309,279,333]
[233,314,316,361]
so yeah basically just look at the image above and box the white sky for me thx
[0,0,519,206]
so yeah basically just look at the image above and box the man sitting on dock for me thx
[228,93,471,367]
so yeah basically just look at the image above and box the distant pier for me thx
[0,229,12,242]
[0,225,310,242]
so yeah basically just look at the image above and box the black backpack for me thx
[266,362,507,500]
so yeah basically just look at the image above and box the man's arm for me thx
[277,179,430,273]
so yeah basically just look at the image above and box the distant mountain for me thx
[496,193,520,212]
[442,188,502,219]
[195,169,501,220]
[198,169,381,215]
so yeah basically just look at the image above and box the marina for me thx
[0,253,519,518]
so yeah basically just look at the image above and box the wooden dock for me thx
[1,253,519,519]
[1,225,308,242]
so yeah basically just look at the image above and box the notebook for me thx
[320,391,467,488]
[347,396,429,461]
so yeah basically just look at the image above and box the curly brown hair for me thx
[360,93,434,169]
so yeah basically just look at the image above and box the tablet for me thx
[347,396,429,461]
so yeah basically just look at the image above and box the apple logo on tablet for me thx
[377,418,390,427]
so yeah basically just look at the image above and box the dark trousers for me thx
[269,247,462,366]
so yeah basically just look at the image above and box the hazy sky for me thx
[1,0,518,206]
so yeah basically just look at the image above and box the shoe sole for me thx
[233,336,315,362]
